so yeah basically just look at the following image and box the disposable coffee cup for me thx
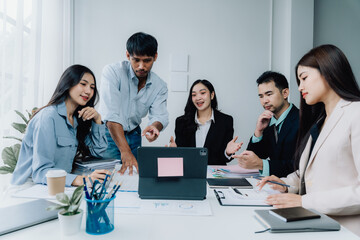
[46,170,67,196]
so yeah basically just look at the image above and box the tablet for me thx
[0,199,59,236]
[137,147,208,200]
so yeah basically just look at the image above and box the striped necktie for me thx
[273,124,279,143]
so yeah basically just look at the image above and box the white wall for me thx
[73,0,313,148]
[314,0,360,84]
[271,0,314,103]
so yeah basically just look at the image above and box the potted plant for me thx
[47,185,84,235]
[0,108,37,174]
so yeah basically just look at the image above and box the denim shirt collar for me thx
[56,101,78,129]
[129,64,153,87]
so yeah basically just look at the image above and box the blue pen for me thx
[104,184,118,199]
[99,174,109,199]
[91,179,100,199]
[88,175,94,187]
[82,177,91,199]
[111,184,121,198]
[107,169,116,188]
[253,176,291,188]
[219,168,230,173]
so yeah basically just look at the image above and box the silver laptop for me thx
[137,147,208,200]
[0,199,59,236]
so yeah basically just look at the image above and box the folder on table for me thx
[254,209,341,233]
[214,188,273,207]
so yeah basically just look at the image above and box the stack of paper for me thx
[208,165,259,178]
[74,158,121,171]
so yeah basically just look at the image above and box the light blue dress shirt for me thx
[99,61,169,132]
[251,103,293,176]
[11,102,107,186]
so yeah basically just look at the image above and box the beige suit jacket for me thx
[282,99,360,236]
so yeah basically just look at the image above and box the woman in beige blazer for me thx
[258,44,360,236]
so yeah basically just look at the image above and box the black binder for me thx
[207,178,252,188]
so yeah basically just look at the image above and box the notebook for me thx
[269,207,321,222]
[254,209,341,233]
[137,147,208,200]
[0,199,59,236]
[207,178,253,189]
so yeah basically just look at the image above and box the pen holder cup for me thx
[85,195,116,235]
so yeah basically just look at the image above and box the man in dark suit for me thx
[233,71,299,177]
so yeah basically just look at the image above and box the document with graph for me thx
[214,187,279,206]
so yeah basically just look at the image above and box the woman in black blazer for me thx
[169,79,242,165]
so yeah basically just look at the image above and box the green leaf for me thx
[46,205,65,211]
[25,108,38,120]
[3,136,23,142]
[29,108,38,118]
[12,123,27,134]
[73,191,84,206]
[26,110,32,119]
[0,165,14,174]
[56,193,70,205]
[67,205,79,213]
[61,211,76,216]
[15,110,28,124]
[71,185,84,205]
[2,144,20,170]
[62,206,70,213]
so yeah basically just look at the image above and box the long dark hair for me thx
[294,44,360,169]
[181,79,218,132]
[35,64,98,160]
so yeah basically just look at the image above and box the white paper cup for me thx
[46,170,67,195]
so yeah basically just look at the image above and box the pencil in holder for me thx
[85,195,116,235]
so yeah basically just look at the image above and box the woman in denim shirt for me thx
[11,65,109,187]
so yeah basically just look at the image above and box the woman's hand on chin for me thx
[78,107,102,124]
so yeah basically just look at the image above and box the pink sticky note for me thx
[157,157,184,177]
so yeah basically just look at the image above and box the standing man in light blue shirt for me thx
[99,32,169,175]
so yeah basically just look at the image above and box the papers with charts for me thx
[114,192,212,216]
[214,179,280,206]
[214,188,271,206]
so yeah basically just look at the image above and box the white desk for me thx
[1,182,359,240]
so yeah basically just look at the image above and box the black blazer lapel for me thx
[204,110,222,148]
[204,121,216,148]
[190,130,196,146]
[276,106,298,145]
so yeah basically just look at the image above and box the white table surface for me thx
[1,174,359,240]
